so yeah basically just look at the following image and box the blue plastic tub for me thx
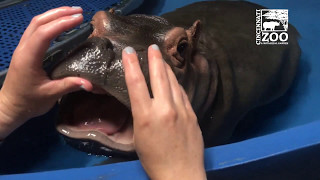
[1,0,320,179]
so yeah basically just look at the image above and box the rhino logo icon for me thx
[263,21,280,31]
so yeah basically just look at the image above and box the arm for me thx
[0,6,93,140]
[122,45,207,180]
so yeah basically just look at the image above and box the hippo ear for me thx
[187,20,201,46]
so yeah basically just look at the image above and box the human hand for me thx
[0,7,93,139]
[122,45,206,180]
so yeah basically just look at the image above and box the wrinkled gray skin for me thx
[51,1,300,156]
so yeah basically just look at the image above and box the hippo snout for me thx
[51,37,116,84]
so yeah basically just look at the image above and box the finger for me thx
[164,63,185,106]
[122,47,151,112]
[181,87,198,123]
[148,44,173,102]
[180,85,193,112]
[42,77,93,98]
[25,13,83,68]
[20,6,83,42]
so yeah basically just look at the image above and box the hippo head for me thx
[51,10,217,156]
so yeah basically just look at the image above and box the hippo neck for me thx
[184,52,219,121]
[196,36,245,146]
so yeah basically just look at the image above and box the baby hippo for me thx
[50,1,300,156]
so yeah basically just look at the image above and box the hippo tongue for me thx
[70,92,130,135]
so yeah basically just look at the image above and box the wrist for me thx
[0,91,29,140]
[150,165,206,180]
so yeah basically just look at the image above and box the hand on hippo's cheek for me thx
[122,45,205,180]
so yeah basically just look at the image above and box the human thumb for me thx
[45,77,93,98]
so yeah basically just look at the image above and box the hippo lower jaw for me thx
[56,88,135,154]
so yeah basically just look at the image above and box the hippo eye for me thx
[177,41,188,56]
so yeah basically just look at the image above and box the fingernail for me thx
[71,6,82,9]
[71,13,82,18]
[80,80,88,91]
[124,46,135,54]
[151,44,159,50]
[80,85,86,90]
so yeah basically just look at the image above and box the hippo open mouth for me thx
[49,33,138,154]
[57,90,135,154]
